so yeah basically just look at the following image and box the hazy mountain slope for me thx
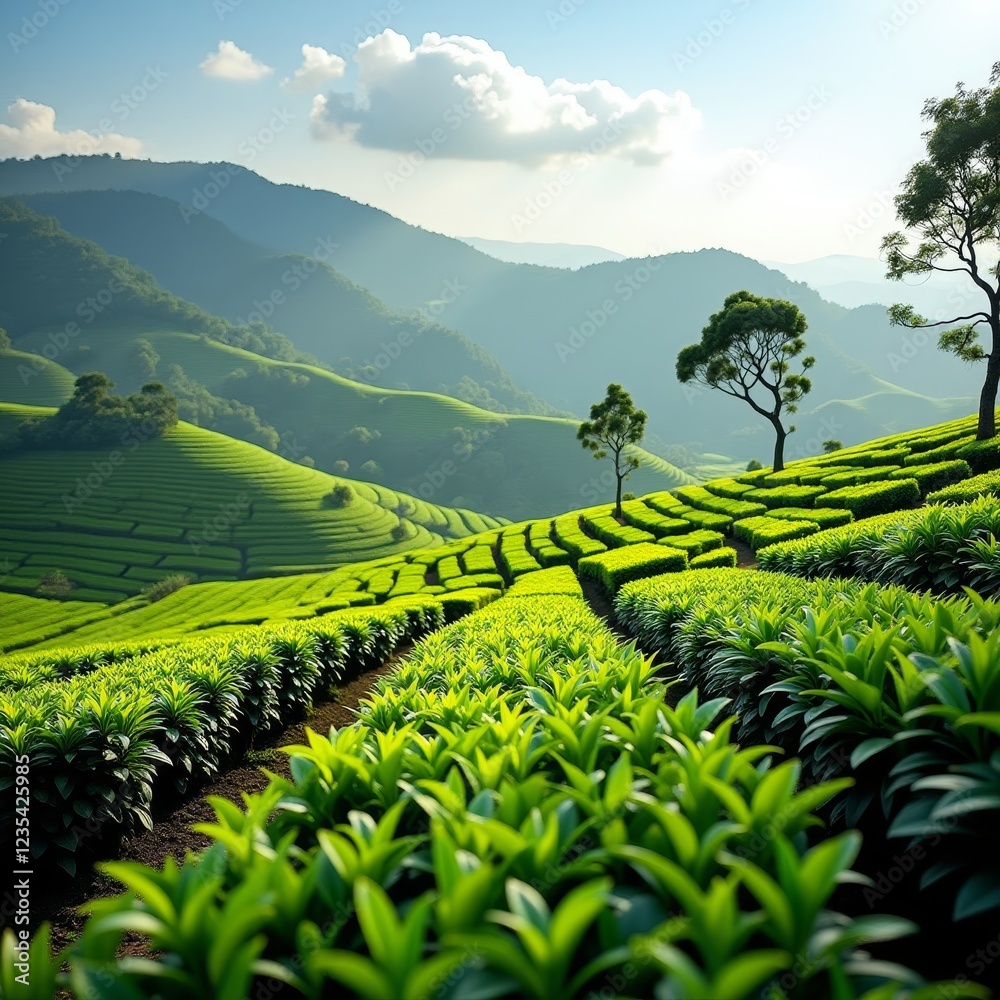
[458,237,626,269]
[16,190,559,416]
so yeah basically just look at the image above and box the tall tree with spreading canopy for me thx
[883,63,1000,440]
[578,383,647,518]
[677,291,813,473]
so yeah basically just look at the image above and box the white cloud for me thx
[200,40,273,81]
[310,30,700,165]
[0,99,144,158]
[282,44,347,92]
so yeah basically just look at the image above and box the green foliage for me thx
[34,570,75,599]
[734,515,819,549]
[578,383,648,516]
[16,372,178,450]
[584,511,655,547]
[822,439,842,452]
[505,565,583,597]
[615,567,1000,924]
[676,291,813,471]
[881,64,1000,439]
[760,496,1000,597]
[140,573,190,603]
[690,546,738,569]
[0,602,444,869]
[675,485,767,520]
[928,467,1000,504]
[957,436,1000,472]
[823,478,921,518]
[10,594,957,999]
[578,541,687,593]
[887,459,971,495]
[323,483,354,510]
[744,484,827,509]
[746,458,764,471]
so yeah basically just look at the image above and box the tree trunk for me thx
[615,471,624,519]
[772,422,787,472]
[977,328,1000,440]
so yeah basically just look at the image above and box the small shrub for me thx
[390,523,412,543]
[140,574,191,603]
[35,570,76,599]
[745,459,763,471]
[578,542,687,593]
[323,484,354,509]
[690,546,738,569]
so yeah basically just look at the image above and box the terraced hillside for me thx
[0,403,503,603]
[0,348,75,406]
[8,326,701,518]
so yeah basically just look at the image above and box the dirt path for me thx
[40,649,411,954]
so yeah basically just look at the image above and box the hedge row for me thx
[822,478,921,518]
[578,541,687,593]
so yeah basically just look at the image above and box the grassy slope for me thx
[10,326,698,519]
[0,349,75,406]
[0,403,504,603]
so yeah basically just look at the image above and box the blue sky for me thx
[2,0,999,261]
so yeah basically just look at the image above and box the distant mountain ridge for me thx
[0,155,980,459]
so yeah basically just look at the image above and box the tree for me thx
[677,291,814,473]
[578,383,647,518]
[883,64,1000,440]
[823,439,843,453]
[0,327,11,351]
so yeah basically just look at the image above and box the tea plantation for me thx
[3,409,1000,997]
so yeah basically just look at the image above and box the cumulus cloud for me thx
[200,40,273,81]
[0,99,144,158]
[309,30,700,165]
[282,44,347,92]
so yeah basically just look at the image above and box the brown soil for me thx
[730,537,759,568]
[40,651,409,955]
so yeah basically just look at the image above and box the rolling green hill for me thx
[0,403,504,603]
[0,348,75,406]
[8,326,698,519]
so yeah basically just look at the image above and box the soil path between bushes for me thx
[40,648,412,956]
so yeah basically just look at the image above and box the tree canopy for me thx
[677,291,813,472]
[16,371,178,450]
[578,383,647,518]
[883,63,1000,440]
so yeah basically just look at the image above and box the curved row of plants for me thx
[0,600,447,874]
[4,593,981,998]
[757,496,1000,596]
[615,568,1000,932]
